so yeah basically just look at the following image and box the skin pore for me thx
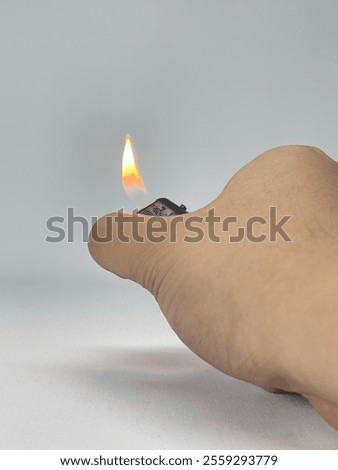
[88,145,338,430]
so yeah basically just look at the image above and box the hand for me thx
[89,145,338,429]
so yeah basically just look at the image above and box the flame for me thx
[122,134,147,194]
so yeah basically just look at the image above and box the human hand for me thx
[89,145,338,429]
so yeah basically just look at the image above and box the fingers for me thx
[88,211,172,291]
[305,395,338,430]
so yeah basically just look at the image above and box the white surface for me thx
[0,280,337,450]
[1,0,338,451]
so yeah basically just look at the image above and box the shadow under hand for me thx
[57,346,336,449]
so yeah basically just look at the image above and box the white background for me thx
[1,0,338,448]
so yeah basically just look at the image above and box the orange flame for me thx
[122,134,147,195]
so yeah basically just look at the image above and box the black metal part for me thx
[137,198,188,216]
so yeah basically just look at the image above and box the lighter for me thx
[137,198,188,216]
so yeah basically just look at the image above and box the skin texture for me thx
[88,145,338,430]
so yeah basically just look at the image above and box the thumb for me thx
[88,211,175,291]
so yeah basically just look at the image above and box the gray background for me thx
[1,0,338,448]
